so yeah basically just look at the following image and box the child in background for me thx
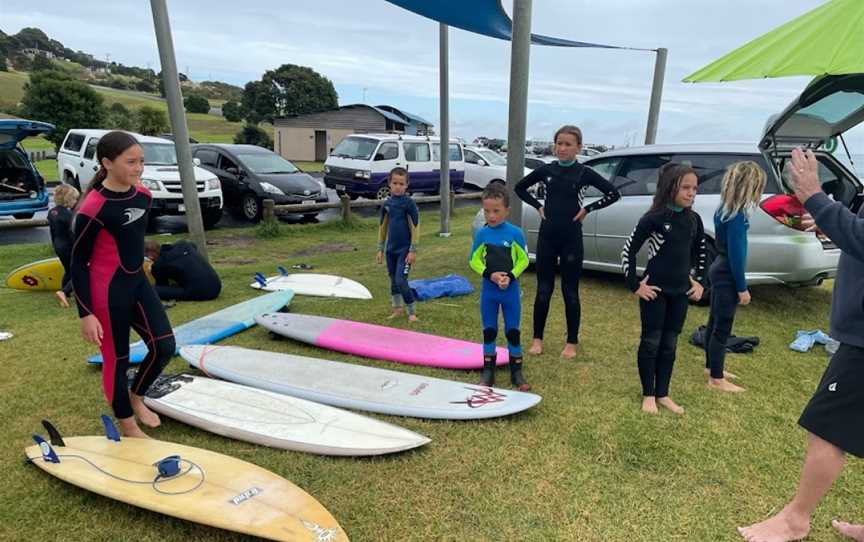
[705,161,766,393]
[469,183,531,390]
[48,183,80,307]
[622,163,706,414]
[376,167,419,322]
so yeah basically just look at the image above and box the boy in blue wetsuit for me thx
[377,167,420,322]
[469,183,531,390]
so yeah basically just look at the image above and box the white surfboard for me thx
[181,345,541,420]
[251,271,372,300]
[144,374,430,456]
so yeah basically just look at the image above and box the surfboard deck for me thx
[25,433,348,541]
[256,312,509,369]
[144,373,430,456]
[183,345,541,420]
[88,291,293,364]
[251,272,372,300]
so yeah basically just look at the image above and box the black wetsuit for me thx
[71,184,175,420]
[151,240,221,301]
[622,206,707,397]
[48,205,74,296]
[515,161,620,343]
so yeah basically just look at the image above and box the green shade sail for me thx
[684,0,864,82]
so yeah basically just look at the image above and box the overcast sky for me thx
[2,0,851,148]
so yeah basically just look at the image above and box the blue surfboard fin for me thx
[101,415,121,442]
[277,265,289,276]
[32,435,60,463]
[254,273,268,287]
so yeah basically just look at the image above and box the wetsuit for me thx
[705,210,749,379]
[378,194,419,314]
[71,184,175,420]
[622,206,707,397]
[469,221,530,388]
[48,205,74,297]
[151,240,221,301]
[515,161,620,344]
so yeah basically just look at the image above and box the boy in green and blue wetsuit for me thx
[469,183,531,391]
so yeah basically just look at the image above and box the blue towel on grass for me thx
[409,274,474,301]
[790,330,832,353]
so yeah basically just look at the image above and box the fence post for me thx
[449,192,456,218]
[339,194,352,223]
[262,199,275,221]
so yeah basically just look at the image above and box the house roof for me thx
[375,105,433,126]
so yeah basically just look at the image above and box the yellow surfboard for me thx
[5,258,155,291]
[25,428,349,541]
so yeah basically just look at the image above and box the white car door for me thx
[77,136,101,187]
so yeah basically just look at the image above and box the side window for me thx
[404,142,430,162]
[583,158,621,196]
[375,142,399,161]
[674,154,775,195]
[431,143,464,162]
[82,138,99,160]
[219,154,238,171]
[615,155,671,196]
[195,149,218,167]
[465,150,481,164]
[63,133,85,153]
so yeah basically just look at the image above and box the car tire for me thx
[241,193,263,222]
[202,208,223,230]
[303,212,319,221]
[12,213,34,219]
[375,185,391,200]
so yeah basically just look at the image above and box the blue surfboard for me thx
[87,290,294,364]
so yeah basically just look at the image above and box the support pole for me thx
[644,47,667,145]
[439,23,451,237]
[150,0,208,259]
[506,0,532,228]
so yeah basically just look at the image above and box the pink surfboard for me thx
[255,313,510,370]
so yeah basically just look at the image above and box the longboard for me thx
[5,257,155,291]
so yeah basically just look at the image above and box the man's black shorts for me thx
[799,343,864,458]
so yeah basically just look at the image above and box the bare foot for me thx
[387,308,404,320]
[55,291,70,308]
[407,314,419,323]
[642,396,658,415]
[130,394,161,428]
[117,417,150,439]
[737,506,810,542]
[657,396,685,415]
[705,368,738,380]
[708,378,746,393]
[560,343,577,359]
[833,520,864,541]
[528,339,543,355]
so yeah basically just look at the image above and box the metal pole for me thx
[644,47,667,145]
[438,23,451,237]
[150,0,208,259]
[506,0,532,227]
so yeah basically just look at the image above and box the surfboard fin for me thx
[32,435,60,463]
[41,419,66,447]
[101,415,121,442]
[277,265,289,276]
[254,273,268,287]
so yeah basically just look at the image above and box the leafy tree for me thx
[20,70,106,149]
[233,123,273,149]
[184,93,210,114]
[30,54,54,72]
[0,53,7,72]
[137,105,169,136]
[222,100,243,122]
[241,64,337,124]
[107,103,135,131]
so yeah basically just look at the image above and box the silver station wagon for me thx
[475,74,864,289]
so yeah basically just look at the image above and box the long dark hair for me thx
[77,131,140,209]
[649,162,697,213]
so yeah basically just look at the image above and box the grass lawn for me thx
[0,209,859,541]
[34,158,58,183]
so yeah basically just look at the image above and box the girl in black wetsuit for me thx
[515,125,620,358]
[48,183,79,307]
[71,131,175,438]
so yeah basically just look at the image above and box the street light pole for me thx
[439,23,451,237]
[644,47,667,145]
[506,0,532,227]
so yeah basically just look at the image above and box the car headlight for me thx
[354,169,371,180]
[323,165,331,174]
[206,178,220,191]
[260,182,285,196]
[141,178,162,191]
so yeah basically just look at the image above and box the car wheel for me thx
[241,193,262,222]
[12,213,34,219]
[303,212,319,221]
[202,208,223,229]
[375,185,391,200]
[71,175,81,192]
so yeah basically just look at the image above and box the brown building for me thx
[273,104,433,162]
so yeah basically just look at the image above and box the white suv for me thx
[58,129,223,229]
[463,146,530,189]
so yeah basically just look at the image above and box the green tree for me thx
[20,70,106,149]
[137,105,169,136]
[30,54,54,72]
[184,93,210,114]
[222,100,243,122]
[234,123,273,149]
[107,103,135,131]
[241,64,338,124]
[0,53,7,72]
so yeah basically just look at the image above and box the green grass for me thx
[34,158,58,183]
[0,209,860,541]
[295,160,325,172]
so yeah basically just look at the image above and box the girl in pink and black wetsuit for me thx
[71,131,175,438]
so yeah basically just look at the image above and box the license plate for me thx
[335,184,346,191]
[178,204,186,212]
[300,199,313,206]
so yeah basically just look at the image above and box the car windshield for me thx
[478,150,506,166]
[141,143,177,166]
[238,153,299,174]
[331,137,378,160]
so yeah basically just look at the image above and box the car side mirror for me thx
[374,153,386,161]
[477,159,487,167]
[193,157,201,166]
